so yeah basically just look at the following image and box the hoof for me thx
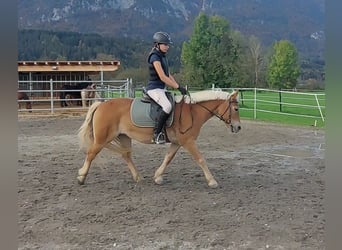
[154,176,163,185]
[77,175,85,185]
[134,174,142,183]
[208,179,218,188]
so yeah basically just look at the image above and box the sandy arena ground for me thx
[18,114,325,250]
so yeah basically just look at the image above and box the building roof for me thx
[18,60,120,73]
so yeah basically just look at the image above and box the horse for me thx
[60,82,93,107]
[80,83,100,108]
[17,91,32,112]
[77,89,241,188]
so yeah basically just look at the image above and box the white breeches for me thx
[146,88,172,114]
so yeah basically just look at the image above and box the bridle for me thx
[197,99,238,125]
[178,95,239,134]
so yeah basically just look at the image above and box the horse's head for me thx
[225,90,241,133]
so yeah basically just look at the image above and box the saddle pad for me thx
[130,98,173,128]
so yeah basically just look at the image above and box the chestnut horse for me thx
[77,90,241,188]
[17,91,32,112]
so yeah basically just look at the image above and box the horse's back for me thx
[94,98,133,121]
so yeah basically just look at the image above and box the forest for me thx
[18,27,325,90]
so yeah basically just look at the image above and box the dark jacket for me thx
[146,48,169,91]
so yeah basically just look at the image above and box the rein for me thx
[197,99,237,125]
[178,92,237,134]
[179,94,194,134]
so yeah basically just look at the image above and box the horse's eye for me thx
[234,107,239,112]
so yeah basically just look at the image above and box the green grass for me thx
[239,90,325,128]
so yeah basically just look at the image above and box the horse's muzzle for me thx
[230,124,241,133]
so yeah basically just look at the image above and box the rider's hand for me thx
[177,85,187,95]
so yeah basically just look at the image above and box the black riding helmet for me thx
[153,31,173,45]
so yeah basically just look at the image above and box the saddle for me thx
[130,89,175,128]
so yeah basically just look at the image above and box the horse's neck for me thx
[194,100,221,121]
[176,100,221,128]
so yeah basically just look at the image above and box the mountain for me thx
[18,0,325,58]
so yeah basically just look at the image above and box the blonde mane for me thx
[175,90,232,104]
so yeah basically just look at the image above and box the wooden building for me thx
[18,60,121,96]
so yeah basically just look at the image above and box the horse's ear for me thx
[230,90,238,99]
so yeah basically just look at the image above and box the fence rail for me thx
[18,78,133,113]
[216,87,325,126]
[18,83,325,127]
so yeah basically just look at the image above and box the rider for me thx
[146,31,187,144]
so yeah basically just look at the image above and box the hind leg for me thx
[118,135,142,182]
[154,143,180,185]
[77,142,105,185]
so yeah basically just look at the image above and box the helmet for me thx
[153,31,173,45]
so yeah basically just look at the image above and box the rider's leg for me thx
[153,110,170,144]
[147,89,172,144]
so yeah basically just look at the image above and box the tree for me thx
[266,40,300,89]
[248,35,265,87]
[181,12,210,88]
[181,12,238,89]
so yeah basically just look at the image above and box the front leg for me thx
[154,143,180,185]
[182,140,218,188]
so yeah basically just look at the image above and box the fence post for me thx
[128,78,134,98]
[50,79,54,114]
[29,80,33,97]
[254,88,257,119]
[279,88,282,112]
[315,94,325,122]
[125,78,129,97]
[240,89,244,105]
[100,71,104,100]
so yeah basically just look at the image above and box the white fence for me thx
[18,78,133,114]
[214,87,325,125]
[18,82,326,126]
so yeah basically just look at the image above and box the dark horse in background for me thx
[17,91,32,112]
[60,81,93,107]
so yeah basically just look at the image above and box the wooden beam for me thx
[18,60,121,72]
[18,64,120,72]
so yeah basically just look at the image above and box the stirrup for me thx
[153,132,166,144]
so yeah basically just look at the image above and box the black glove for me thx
[177,85,187,95]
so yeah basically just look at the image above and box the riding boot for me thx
[152,110,170,144]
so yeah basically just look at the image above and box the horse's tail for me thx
[77,101,130,154]
[77,101,102,150]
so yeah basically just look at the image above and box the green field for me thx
[238,89,325,128]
